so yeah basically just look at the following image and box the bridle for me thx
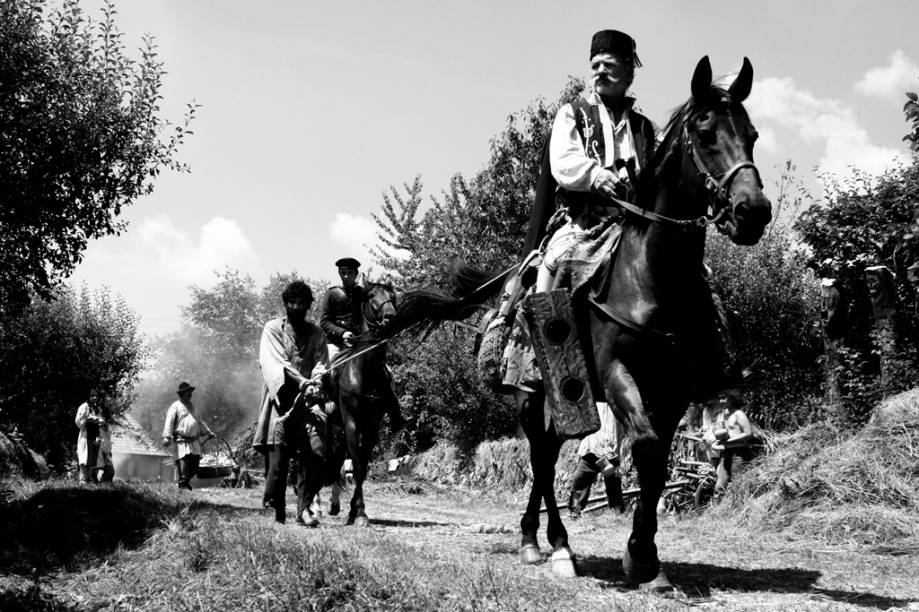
[607,111,761,231]
[684,123,761,228]
[361,285,396,333]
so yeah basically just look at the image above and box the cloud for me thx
[756,125,779,154]
[137,215,262,282]
[329,213,377,266]
[854,50,919,105]
[70,216,263,334]
[746,76,907,180]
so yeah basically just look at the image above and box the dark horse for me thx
[325,281,399,526]
[385,57,772,589]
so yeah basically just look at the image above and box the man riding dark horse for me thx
[320,257,403,431]
[383,30,772,591]
[503,30,742,404]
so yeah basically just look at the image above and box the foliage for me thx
[373,80,584,448]
[0,286,147,466]
[389,328,518,452]
[0,0,196,311]
[706,230,825,430]
[795,128,919,421]
[131,269,329,442]
[373,78,585,290]
[904,88,919,154]
[704,163,827,429]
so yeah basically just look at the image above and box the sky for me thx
[67,0,919,335]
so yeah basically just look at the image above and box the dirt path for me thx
[216,478,919,611]
[3,478,915,610]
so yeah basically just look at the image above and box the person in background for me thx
[162,381,215,491]
[567,402,625,517]
[702,392,754,496]
[75,391,114,483]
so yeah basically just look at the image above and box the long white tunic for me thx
[75,402,111,467]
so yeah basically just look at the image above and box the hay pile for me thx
[721,389,919,546]
[411,438,581,493]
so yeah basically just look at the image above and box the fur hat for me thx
[590,30,641,67]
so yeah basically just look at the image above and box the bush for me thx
[0,287,146,466]
[706,229,825,429]
[390,328,518,452]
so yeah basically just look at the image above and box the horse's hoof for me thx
[519,544,542,565]
[353,515,370,527]
[550,547,578,578]
[637,570,673,593]
[329,501,340,516]
[623,545,660,585]
[297,510,319,528]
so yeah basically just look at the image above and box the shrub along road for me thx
[0,479,916,610]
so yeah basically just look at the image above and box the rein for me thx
[602,122,761,231]
[588,112,761,340]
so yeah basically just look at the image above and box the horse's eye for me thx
[694,111,713,127]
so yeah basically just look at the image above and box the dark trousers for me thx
[714,448,751,494]
[263,421,328,523]
[176,454,200,489]
[569,453,623,511]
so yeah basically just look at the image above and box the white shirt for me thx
[549,91,640,193]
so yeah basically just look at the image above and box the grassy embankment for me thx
[0,390,916,610]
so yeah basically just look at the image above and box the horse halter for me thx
[362,287,396,332]
[683,122,762,228]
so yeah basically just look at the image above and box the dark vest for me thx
[523,99,656,253]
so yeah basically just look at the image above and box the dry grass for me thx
[0,476,916,610]
[412,437,582,494]
[719,391,919,547]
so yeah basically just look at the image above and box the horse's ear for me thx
[729,57,753,102]
[691,56,712,102]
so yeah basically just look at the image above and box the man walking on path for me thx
[162,382,214,490]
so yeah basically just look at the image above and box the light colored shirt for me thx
[253,318,329,449]
[259,317,329,403]
[162,399,212,458]
[549,92,640,192]
[578,401,621,461]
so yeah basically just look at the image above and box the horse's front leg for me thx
[516,390,542,563]
[603,358,673,591]
[517,390,575,577]
[339,397,368,527]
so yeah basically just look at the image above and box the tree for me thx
[373,78,585,289]
[0,286,147,466]
[904,88,919,154]
[371,80,584,449]
[132,270,330,442]
[0,0,196,311]
[795,95,919,423]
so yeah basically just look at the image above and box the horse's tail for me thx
[381,258,513,338]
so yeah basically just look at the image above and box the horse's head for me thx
[363,282,397,330]
[677,56,772,245]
